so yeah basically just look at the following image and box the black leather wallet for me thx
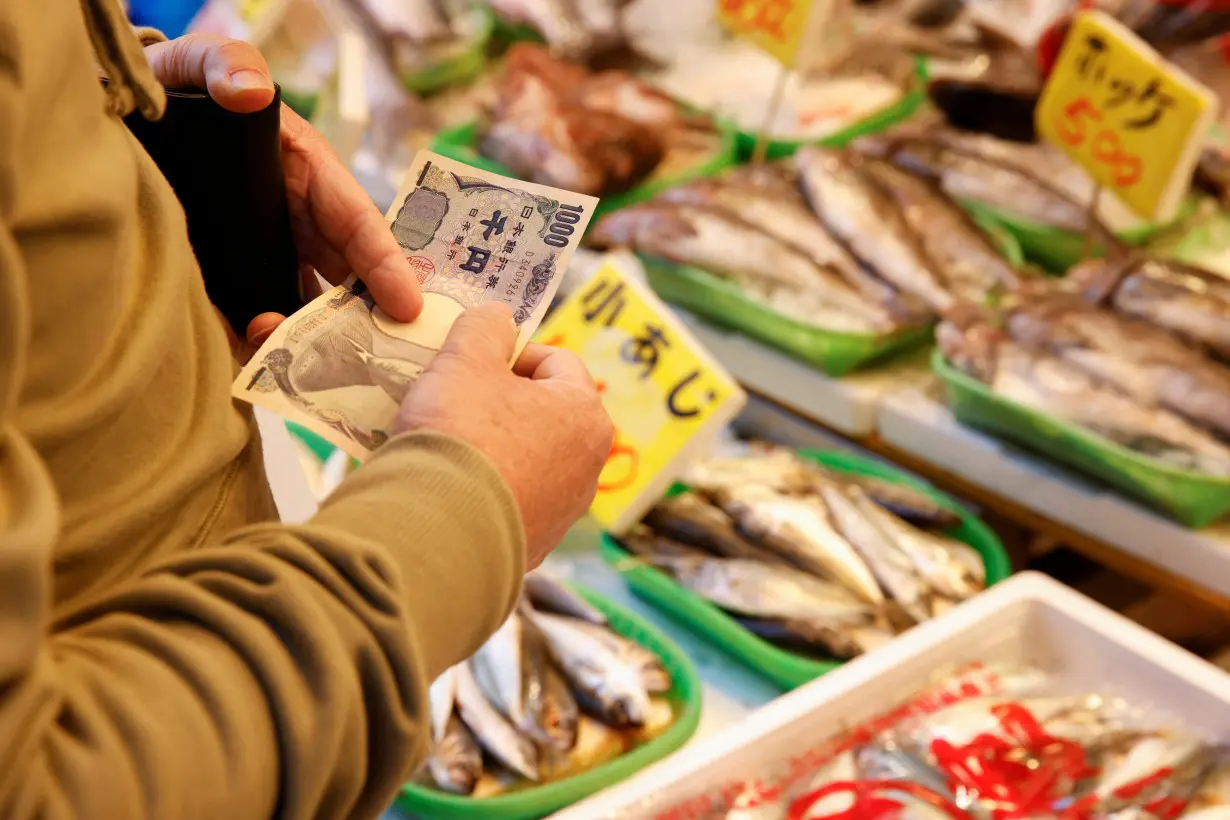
[122,85,303,334]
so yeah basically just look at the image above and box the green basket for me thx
[396,585,703,820]
[400,6,496,95]
[599,448,1011,691]
[961,195,1200,274]
[430,120,740,220]
[729,56,930,161]
[932,348,1230,528]
[637,213,1021,377]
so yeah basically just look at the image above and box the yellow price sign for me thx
[1035,10,1218,223]
[715,0,853,71]
[536,261,746,534]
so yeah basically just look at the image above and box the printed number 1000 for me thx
[544,203,586,249]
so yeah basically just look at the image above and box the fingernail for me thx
[229,69,273,94]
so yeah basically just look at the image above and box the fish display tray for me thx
[932,348,1230,528]
[729,56,930,161]
[430,120,740,220]
[598,448,1012,691]
[396,585,704,820]
[961,196,1199,274]
[637,217,1020,378]
[400,5,495,94]
[551,571,1230,820]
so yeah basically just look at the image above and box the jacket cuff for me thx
[311,431,526,677]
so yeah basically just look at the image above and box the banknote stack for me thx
[233,151,599,459]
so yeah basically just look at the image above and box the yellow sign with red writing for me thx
[1035,10,1217,223]
[715,0,854,71]
[536,260,746,534]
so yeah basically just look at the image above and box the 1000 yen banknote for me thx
[231,150,599,460]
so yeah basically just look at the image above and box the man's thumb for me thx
[144,34,275,114]
[438,303,519,368]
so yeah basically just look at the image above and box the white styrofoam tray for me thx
[877,387,1230,599]
[550,572,1230,819]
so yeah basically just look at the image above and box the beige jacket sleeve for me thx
[0,8,526,820]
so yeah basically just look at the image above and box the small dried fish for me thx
[735,617,894,660]
[713,484,885,605]
[540,664,580,752]
[426,714,483,795]
[471,615,526,727]
[530,611,652,728]
[524,572,609,626]
[454,662,539,781]
[644,492,787,564]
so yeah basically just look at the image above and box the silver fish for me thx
[795,147,955,311]
[1072,257,1230,362]
[1006,291,1230,439]
[471,614,526,727]
[736,616,894,659]
[939,319,1230,475]
[530,611,652,728]
[861,158,1019,303]
[540,663,580,752]
[815,482,930,623]
[713,484,885,605]
[454,662,539,781]
[849,486,983,603]
[427,713,483,795]
[589,203,887,333]
[653,554,877,625]
[429,666,457,744]
[657,177,921,328]
[546,616,671,694]
[644,492,790,565]
[523,572,608,626]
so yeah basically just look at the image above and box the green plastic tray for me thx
[400,5,495,95]
[430,119,740,220]
[961,196,1200,274]
[638,214,1021,377]
[932,348,1230,528]
[729,56,930,161]
[396,585,703,820]
[599,448,1012,691]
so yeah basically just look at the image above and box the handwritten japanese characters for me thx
[1036,11,1217,222]
[232,151,598,460]
[537,261,746,533]
[715,0,854,73]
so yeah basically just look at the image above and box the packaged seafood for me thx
[397,576,702,820]
[602,446,1009,689]
[552,573,1230,820]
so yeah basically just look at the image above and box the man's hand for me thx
[143,34,422,357]
[395,304,614,567]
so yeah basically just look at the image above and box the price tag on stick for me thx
[535,260,747,534]
[716,0,855,72]
[1035,10,1218,223]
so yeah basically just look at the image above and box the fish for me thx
[539,715,628,782]
[471,614,526,727]
[794,147,955,311]
[651,555,877,625]
[863,125,1108,237]
[849,487,983,604]
[588,203,888,334]
[940,320,1230,475]
[516,613,551,743]
[656,177,925,327]
[840,474,962,531]
[454,662,540,781]
[1070,257,1230,362]
[530,611,652,728]
[712,484,886,605]
[618,525,712,561]
[428,666,457,743]
[538,613,671,694]
[860,158,1019,303]
[426,713,483,795]
[735,617,894,659]
[523,572,609,626]
[643,492,790,565]
[1005,290,1230,439]
[540,663,580,752]
[1095,735,1214,813]
[814,482,931,623]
